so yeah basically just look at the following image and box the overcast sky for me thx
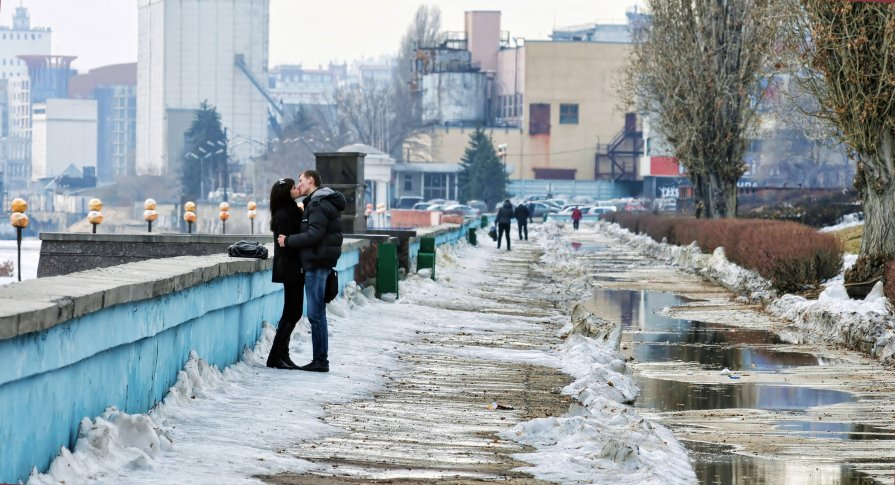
[0,0,640,72]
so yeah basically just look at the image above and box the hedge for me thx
[604,213,843,293]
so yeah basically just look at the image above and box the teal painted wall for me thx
[0,225,467,483]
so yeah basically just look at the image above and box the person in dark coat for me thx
[514,203,530,241]
[267,178,304,369]
[278,169,346,373]
[527,201,535,223]
[495,199,514,250]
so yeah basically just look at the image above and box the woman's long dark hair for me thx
[269,178,298,231]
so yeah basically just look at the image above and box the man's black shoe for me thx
[299,361,329,372]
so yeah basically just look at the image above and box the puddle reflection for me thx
[589,288,823,371]
[688,442,877,484]
[636,377,854,412]
[774,421,895,441]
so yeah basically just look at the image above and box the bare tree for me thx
[782,1,895,279]
[333,6,441,160]
[622,0,778,218]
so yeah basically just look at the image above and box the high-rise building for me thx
[31,98,98,180]
[137,0,270,176]
[69,63,138,183]
[0,6,51,192]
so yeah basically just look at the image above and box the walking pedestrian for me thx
[277,169,346,372]
[495,199,514,251]
[527,201,535,223]
[514,203,530,240]
[266,178,304,370]
[571,206,583,230]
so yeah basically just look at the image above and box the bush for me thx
[605,213,843,293]
[0,260,12,277]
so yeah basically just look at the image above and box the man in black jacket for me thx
[277,169,346,372]
[495,200,514,251]
[513,203,530,241]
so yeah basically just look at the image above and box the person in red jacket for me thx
[571,206,583,230]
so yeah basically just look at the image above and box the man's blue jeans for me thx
[304,268,329,363]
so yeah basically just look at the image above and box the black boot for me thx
[298,360,329,372]
[266,322,298,369]
[278,320,299,368]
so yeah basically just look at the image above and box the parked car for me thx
[529,201,559,218]
[443,204,480,218]
[587,207,616,216]
[426,198,447,205]
[467,199,489,214]
[396,196,424,209]
[426,204,446,212]
[412,202,431,211]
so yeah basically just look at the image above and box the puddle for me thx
[687,442,878,484]
[589,288,823,371]
[584,287,877,480]
[774,421,895,441]
[635,377,854,412]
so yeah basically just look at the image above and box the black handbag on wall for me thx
[227,241,269,260]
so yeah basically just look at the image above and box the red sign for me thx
[650,156,681,177]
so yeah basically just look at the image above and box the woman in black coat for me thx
[267,178,304,369]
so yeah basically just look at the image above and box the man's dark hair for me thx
[301,169,321,188]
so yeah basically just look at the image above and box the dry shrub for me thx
[884,261,895,302]
[0,260,13,277]
[609,214,843,292]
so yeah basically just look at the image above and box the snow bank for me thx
[499,221,696,484]
[599,220,895,366]
[818,213,863,233]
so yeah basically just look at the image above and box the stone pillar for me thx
[315,152,366,233]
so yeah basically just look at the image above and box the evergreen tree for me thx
[181,100,227,201]
[458,127,507,208]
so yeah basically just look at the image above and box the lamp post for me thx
[247,201,257,234]
[87,198,103,234]
[184,201,197,234]
[219,202,230,234]
[144,198,158,232]
[10,197,28,281]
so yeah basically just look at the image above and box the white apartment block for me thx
[0,7,50,138]
[31,99,98,180]
[137,0,270,176]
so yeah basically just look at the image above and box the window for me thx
[529,103,550,135]
[403,174,412,191]
[423,173,448,200]
[559,104,579,125]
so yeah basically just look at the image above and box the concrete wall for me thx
[421,71,488,125]
[0,223,471,483]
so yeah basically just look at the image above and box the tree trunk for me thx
[697,172,738,218]
[858,174,895,260]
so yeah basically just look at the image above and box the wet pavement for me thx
[572,225,895,484]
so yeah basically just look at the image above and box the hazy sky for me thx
[0,0,639,71]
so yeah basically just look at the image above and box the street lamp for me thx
[247,201,257,235]
[87,198,103,234]
[144,198,158,232]
[10,197,28,281]
[219,202,230,234]
[183,201,197,234]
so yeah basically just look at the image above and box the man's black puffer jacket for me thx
[284,187,347,270]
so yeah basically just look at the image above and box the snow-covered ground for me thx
[597,220,895,366]
[818,212,863,233]
[0,238,40,285]
[27,232,696,484]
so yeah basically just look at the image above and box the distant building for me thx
[408,11,637,183]
[31,98,98,180]
[137,0,269,176]
[69,63,138,182]
[269,63,346,108]
[0,6,52,193]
